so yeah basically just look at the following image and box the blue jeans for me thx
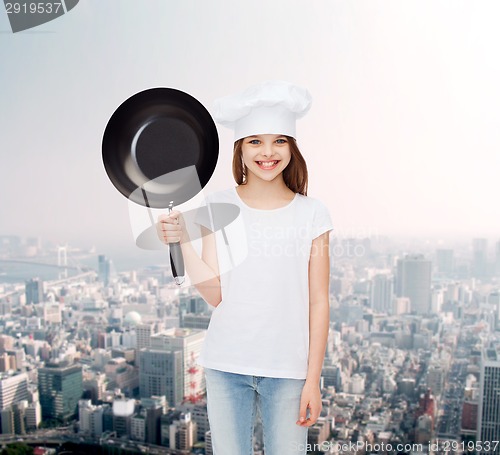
[204,367,308,455]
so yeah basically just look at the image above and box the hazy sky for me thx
[1,0,499,256]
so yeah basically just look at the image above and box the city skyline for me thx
[1,223,500,452]
[2,233,500,278]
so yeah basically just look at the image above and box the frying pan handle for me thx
[169,242,185,285]
[167,204,185,286]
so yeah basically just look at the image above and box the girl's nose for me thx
[261,143,275,158]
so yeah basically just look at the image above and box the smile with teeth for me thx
[256,160,280,169]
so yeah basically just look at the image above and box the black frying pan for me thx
[102,87,219,285]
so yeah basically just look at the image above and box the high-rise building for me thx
[487,292,500,331]
[0,407,14,434]
[179,295,209,315]
[348,374,365,394]
[103,357,138,394]
[0,335,14,352]
[495,240,500,276]
[0,353,11,373]
[13,401,27,435]
[150,328,206,402]
[25,278,43,304]
[426,364,445,396]
[205,430,214,455]
[131,410,147,442]
[370,274,394,314]
[321,365,342,391]
[435,249,454,277]
[396,254,432,315]
[0,400,29,435]
[179,294,212,329]
[477,346,500,453]
[136,322,164,350]
[112,398,135,437]
[38,362,83,423]
[462,395,478,433]
[25,401,41,430]
[83,372,107,403]
[138,348,183,407]
[79,399,104,437]
[142,396,166,445]
[181,313,211,330]
[98,254,112,286]
[0,372,29,410]
[190,402,210,443]
[7,348,25,370]
[472,238,489,279]
[168,411,196,451]
[43,302,62,324]
[102,404,113,432]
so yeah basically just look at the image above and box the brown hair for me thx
[232,136,308,196]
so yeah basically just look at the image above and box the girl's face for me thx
[240,134,291,183]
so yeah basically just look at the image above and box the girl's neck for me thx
[237,177,294,201]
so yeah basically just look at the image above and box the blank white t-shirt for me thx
[194,186,333,379]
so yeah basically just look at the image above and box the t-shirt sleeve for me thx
[311,199,334,240]
[193,194,215,232]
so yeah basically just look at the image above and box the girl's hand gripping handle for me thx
[157,208,188,285]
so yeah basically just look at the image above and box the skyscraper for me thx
[138,348,183,407]
[25,278,43,304]
[98,254,113,286]
[487,292,500,332]
[38,361,83,423]
[150,328,206,402]
[371,273,394,314]
[435,249,454,277]
[136,322,164,350]
[396,254,432,315]
[472,238,489,279]
[79,399,104,437]
[142,396,167,445]
[495,240,500,276]
[477,346,500,454]
[0,372,29,410]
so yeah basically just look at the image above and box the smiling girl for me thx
[158,80,333,454]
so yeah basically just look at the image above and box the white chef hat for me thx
[212,80,312,141]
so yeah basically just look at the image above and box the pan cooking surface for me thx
[134,117,200,180]
[102,87,218,208]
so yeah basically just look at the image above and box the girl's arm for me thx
[180,225,222,308]
[306,231,331,384]
[158,212,222,308]
[297,231,330,427]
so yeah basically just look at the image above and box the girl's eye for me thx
[276,138,287,144]
[249,139,260,145]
